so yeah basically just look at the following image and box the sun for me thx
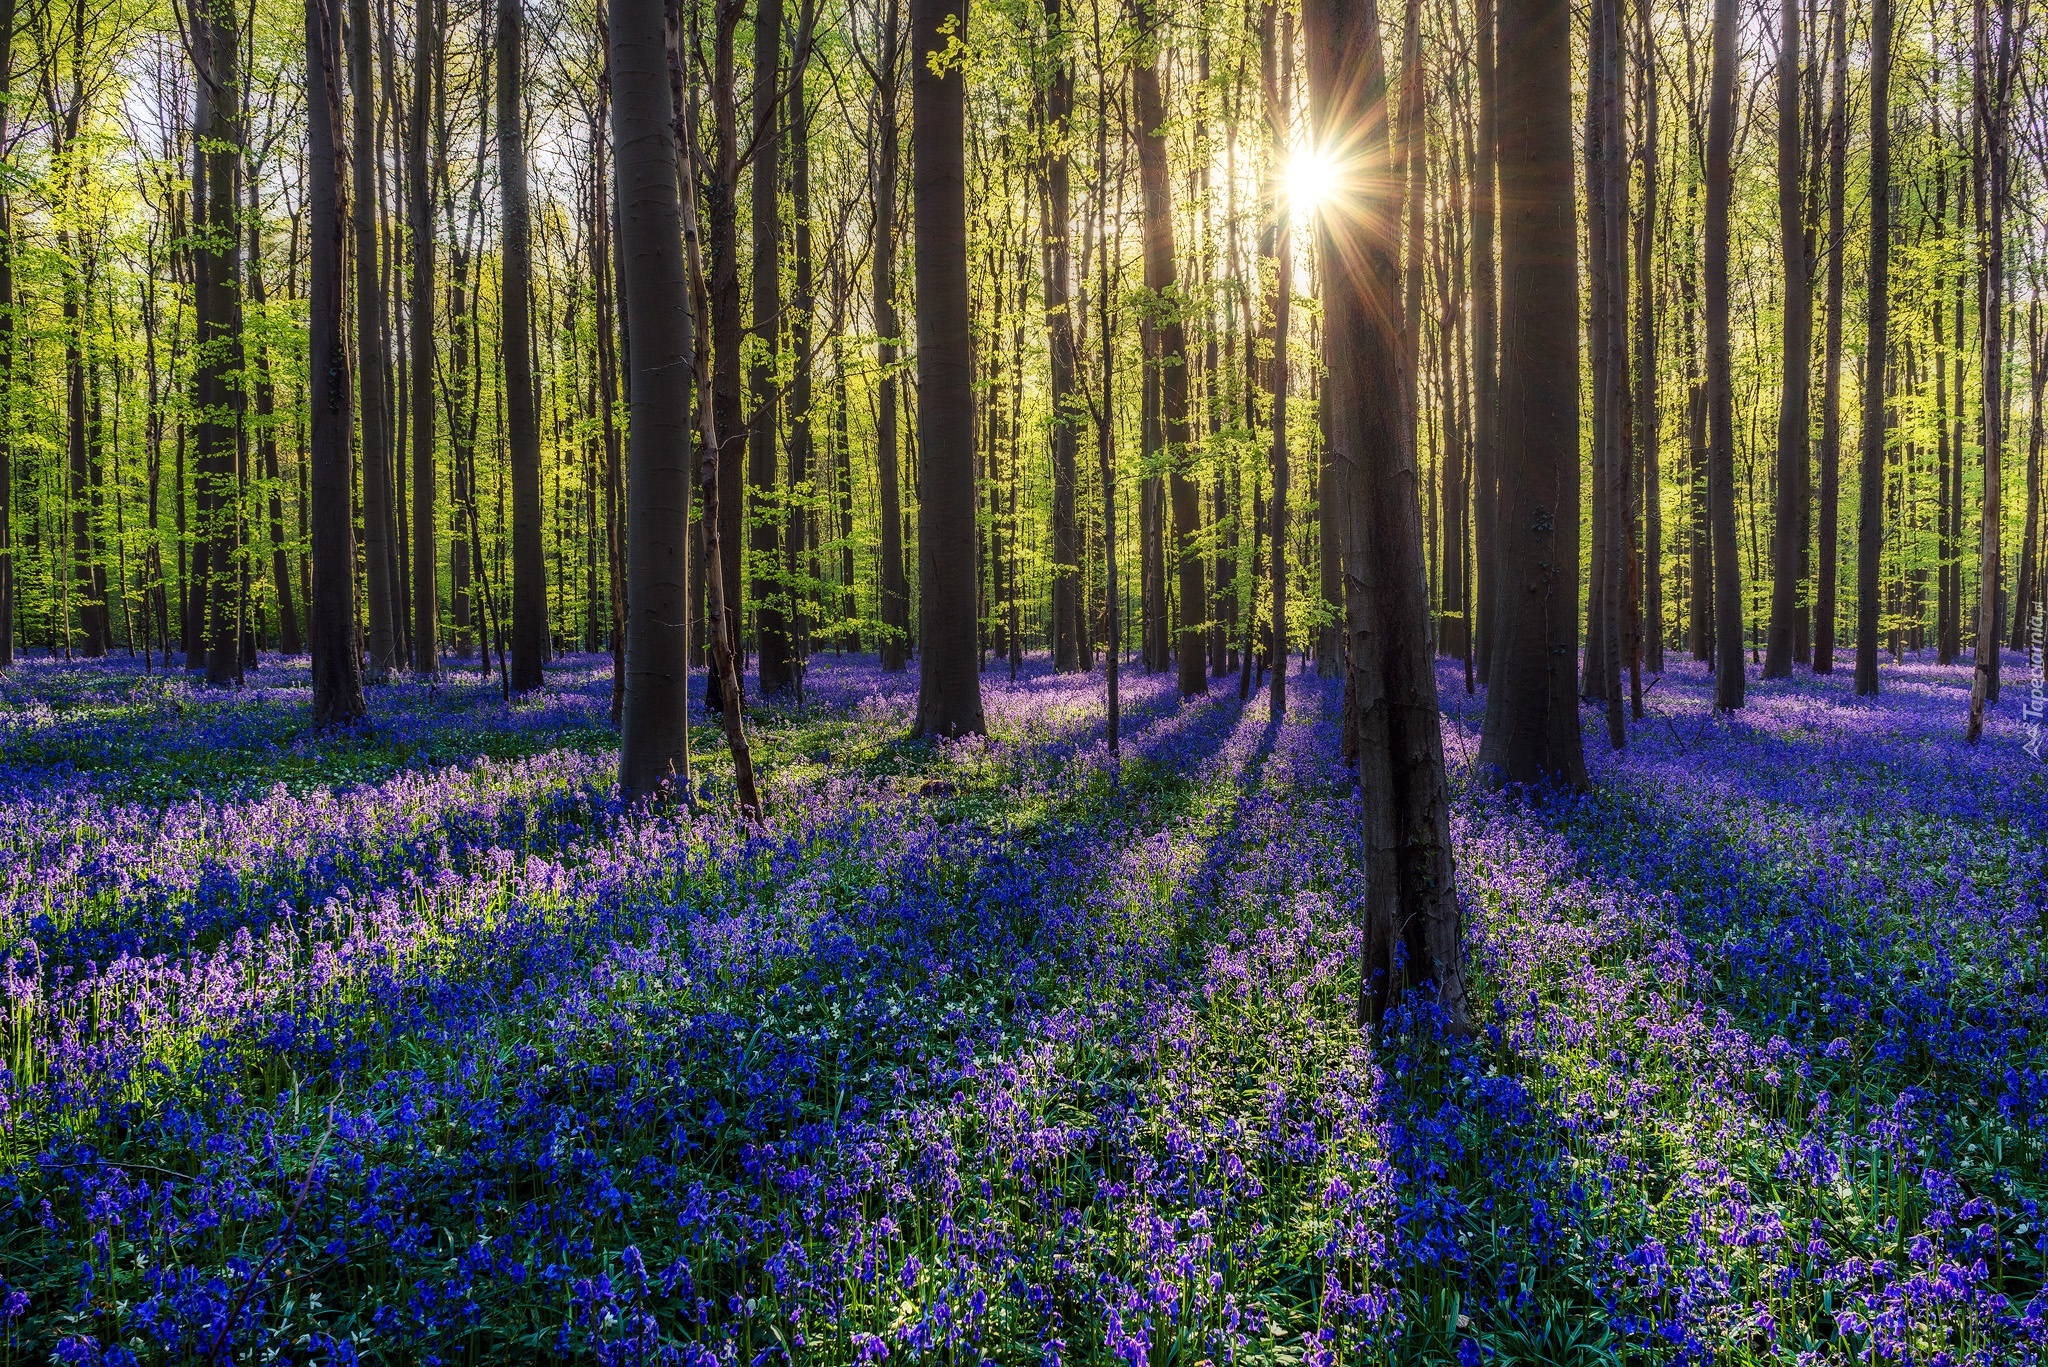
[1284,148,1337,214]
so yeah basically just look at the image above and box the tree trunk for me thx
[751,0,793,694]
[787,0,818,688]
[1854,0,1889,697]
[0,0,13,669]
[2012,299,2043,651]
[1703,0,1744,710]
[1305,0,1468,1030]
[409,0,438,674]
[1041,0,1082,672]
[1813,0,1845,674]
[307,0,367,724]
[1477,0,1587,789]
[498,0,546,690]
[910,0,985,736]
[614,0,693,799]
[1968,0,2018,739]
[1763,0,1807,679]
[350,0,398,679]
[248,183,302,655]
[1264,8,1290,719]
[194,0,241,684]
[1633,0,1660,675]
[872,0,909,672]
[1470,0,1497,685]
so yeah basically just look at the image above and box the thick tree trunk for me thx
[1854,0,1889,697]
[1477,0,1587,789]
[1813,0,1845,674]
[1305,0,1468,1029]
[307,0,367,724]
[1763,0,1807,679]
[1470,0,1497,685]
[498,0,547,690]
[613,0,692,799]
[1704,0,1744,710]
[910,0,985,736]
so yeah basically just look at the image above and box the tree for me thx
[1812,0,1846,675]
[1703,0,1743,710]
[1263,4,1290,721]
[1855,0,1890,697]
[1762,0,1807,679]
[409,0,438,675]
[192,0,241,685]
[1039,0,1082,673]
[613,0,691,799]
[1306,0,1467,1028]
[751,0,794,695]
[499,0,546,691]
[307,0,367,726]
[909,0,983,737]
[1476,0,1586,790]
[1131,0,1204,699]
[351,0,398,679]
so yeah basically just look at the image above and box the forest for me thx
[0,0,2044,1352]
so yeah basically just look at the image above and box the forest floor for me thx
[0,645,2043,1365]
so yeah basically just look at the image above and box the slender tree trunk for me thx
[1477,0,1587,789]
[1041,0,1082,672]
[872,0,909,672]
[498,0,546,689]
[1704,0,1744,709]
[0,0,13,669]
[1855,0,1890,696]
[350,0,397,678]
[1265,9,1290,719]
[1633,0,1660,675]
[1305,0,1468,1029]
[910,0,985,736]
[194,0,241,684]
[248,188,302,655]
[1763,0,1807,678]
[308,0,367,724]
[1968,0,2018,738]
[409,0,438,674]
[1813,0,1845,674]
[2012,299,2043,651]
[1469,0,1497,685]
[787,0,817,690]
[751,0,792,693]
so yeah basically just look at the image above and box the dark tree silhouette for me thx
[1306,0,1467,1028]
[910,0,985,737]
[1477,0,1587,789]
[498,0,547,691]
[1763,0,1807,679]
[1703,0,1743,710]
[306,0,367,726]
[1855,0,1890,697]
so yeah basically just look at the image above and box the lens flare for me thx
[1284,148,1337,213]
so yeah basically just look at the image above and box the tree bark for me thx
[1264,8,1290,720]
[408,0,438,674]
[498,0,547,690]
[871,0,909,671]
[1812,0,1845,674]
[1477,0,1587,789]
[751,0,793,694]
[194,0,241,684]
[1041,0,1082,672]
[1704,0,1744,709]
[1305,0,1468,1030]
[910,0,985,736]
[307,0,367,724]
[1854,0,1889,697]
[350,0,398,678]
[1968,0,2018,739]
[1763,0,1807,679]
[614,0,693,798]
